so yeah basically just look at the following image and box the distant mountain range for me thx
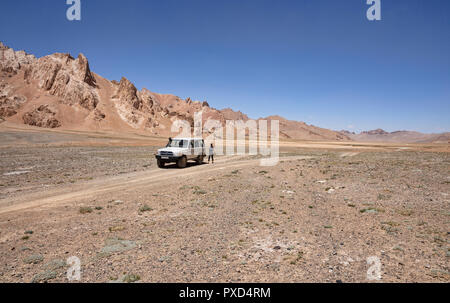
[0,42,447,143]
[340,129,450,143]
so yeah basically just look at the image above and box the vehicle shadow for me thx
[161,162,209,169]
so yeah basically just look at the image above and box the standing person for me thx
[208,143,214,164]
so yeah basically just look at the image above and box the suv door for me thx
[194,139,203,157]
[188,140,195,159]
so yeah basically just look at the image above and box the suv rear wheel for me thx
[196,155,204,165]
[177,156,187,168]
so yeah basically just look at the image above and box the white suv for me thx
[155,138,206,168]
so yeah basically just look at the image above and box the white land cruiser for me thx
[155,138,206,168]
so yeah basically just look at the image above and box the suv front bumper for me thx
[155,155,181,162]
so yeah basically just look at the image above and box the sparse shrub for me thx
[377,193,391,200]
[79,207,93,214]
[139,204,152,212]
[193,189,207,195]
[123,274,141,283]
[397,209,414,216]
[109,226,125,232]
[360,208,384,214]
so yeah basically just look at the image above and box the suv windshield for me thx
[167,139,188,148]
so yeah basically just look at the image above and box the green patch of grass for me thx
[24,230,34,235]
[347,204,356,208]
[95,206,103,211]
[123,274,141,283]
[79,207,93,214]
[109,226,125,232]
[193,189,207,195]
[289,252,304,265]
[382,221,400,227]
[360,207,384,214]
[397,209,414,217]
[377,193,392,200]
[381,225,399,234]
[139,204,153,212]
[324,225,333,229]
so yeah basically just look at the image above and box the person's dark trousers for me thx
[208,155,214,163]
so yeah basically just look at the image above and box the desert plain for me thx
[0,123,448,283]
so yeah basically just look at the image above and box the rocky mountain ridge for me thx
[9,42,445,142]
[340,129,450,144]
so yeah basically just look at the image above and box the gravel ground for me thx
[0,146,157,200]
[0,146,448,283]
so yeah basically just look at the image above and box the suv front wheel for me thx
[157,159,165,168]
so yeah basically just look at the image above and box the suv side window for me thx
[194,140,201,148]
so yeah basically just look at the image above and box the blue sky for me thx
[1,0,449,133]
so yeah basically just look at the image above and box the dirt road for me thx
[0,155,312,215]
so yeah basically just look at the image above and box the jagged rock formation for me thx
[0,83,27,117]
[361,129,389,136]
[0,42,354,141]
[264,116,349,141]
[22,105,61,128]
[0,42,35,75]
[23,53,99,110]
